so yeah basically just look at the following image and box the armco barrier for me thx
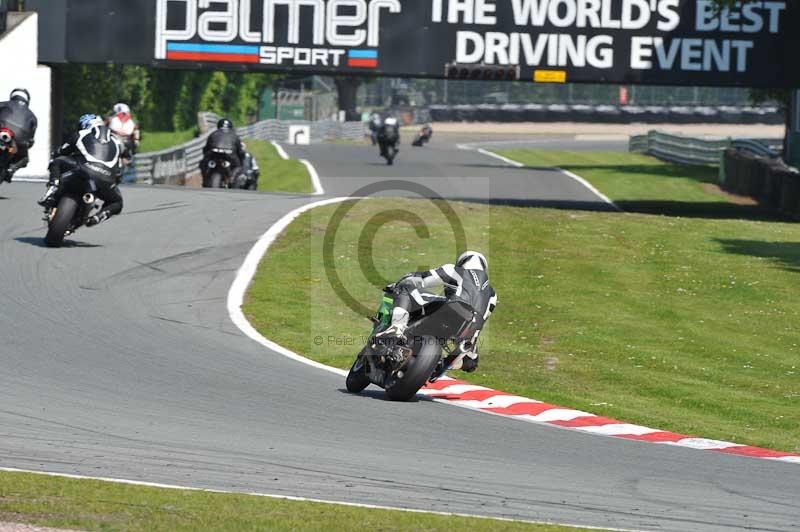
[630,131,784,168]
[125,114,367,184]
[629,130,732,166]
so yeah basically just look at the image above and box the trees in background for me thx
[58,64,281,133]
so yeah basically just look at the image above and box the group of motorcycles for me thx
[369,117,434,165]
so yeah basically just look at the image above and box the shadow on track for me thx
[14,236,102,249]
[337,388,434,404]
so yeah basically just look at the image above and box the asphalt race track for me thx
[1,138,798,532]
[287,134,621,210]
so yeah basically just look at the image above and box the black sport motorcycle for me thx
[346,288,478,401]
[43,160,103,248]
[378,125,400,166]
[201,148,242,189]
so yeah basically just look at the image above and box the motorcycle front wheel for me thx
[345,350,370,394]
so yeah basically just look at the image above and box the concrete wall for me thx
[0,12,51,177]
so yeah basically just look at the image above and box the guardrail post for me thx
[719,137,732,183]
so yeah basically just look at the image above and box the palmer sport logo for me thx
[155,0,399,68]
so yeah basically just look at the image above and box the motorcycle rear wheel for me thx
[384,336,441,401]
[210,172,223,188]
[45,195,79,248]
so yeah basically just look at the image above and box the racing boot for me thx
[37,183,59,208]
[86,210,110,227]
[375,307,409,343]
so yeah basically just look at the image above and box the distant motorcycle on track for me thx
[377,117,400,166]
[412,124,433,147]
[201,148,241,189]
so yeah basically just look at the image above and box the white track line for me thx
[301,159,324,195]
[477,148,524,167]
[0,467,642,531]
[227,197,350,378]
[475,147,621,211]
[270,140,324,196]
[270,140,290,160]
[557,167,620,210]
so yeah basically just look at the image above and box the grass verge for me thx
[139,129,197,153]
[243,196,800,453]
[248,140,314,194]
[495,150,779,220]
[0,471,597,531]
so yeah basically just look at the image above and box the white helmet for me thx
[112,102,131,115]
[456,251,488,273]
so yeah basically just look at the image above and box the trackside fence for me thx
[629,130,782,166]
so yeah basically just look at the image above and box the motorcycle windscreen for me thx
[408,300,475,339]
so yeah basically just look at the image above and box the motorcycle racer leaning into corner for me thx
[377,251,498,373]
[0,88,38,182]
[38,114,123,227]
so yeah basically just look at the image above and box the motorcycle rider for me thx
[0,88,38,182]
[377,251,497,373]
[201,118,247,182]
[38,114,123,227]
[377,116,400,159]
[241,144,260,189]
[368,112,381,145]
[106,102,140,165]
[412,123,433,147]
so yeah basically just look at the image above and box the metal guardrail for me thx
[629,130,783,167]
[126,113,368,184]
[732,138,782,158]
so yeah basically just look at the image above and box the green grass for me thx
[0,471,596,531]
[496,150,779,220]
[247,139,314,194]
[243,196,800,453]
[139,129,197,153]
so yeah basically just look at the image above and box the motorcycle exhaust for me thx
[82,193,95,204]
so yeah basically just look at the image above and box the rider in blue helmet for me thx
[38,113,123,227]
